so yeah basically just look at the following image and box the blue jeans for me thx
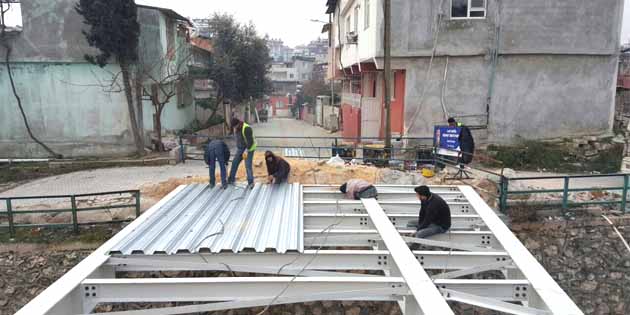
[228,147,254,185]
[407,221,447,238]
[208,149,227,187]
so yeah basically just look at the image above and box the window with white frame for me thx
[451,0,486,19]
[364,0,370,30]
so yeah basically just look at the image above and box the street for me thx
[0,119,339,201]
[254,117,341,159]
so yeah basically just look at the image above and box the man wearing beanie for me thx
[228,117,257,188]
[408,185,451,243]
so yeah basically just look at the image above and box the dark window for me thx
[451,0,468,18]
[452,0,486,19]
[371,76,377,98]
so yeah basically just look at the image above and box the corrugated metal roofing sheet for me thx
[284,148,305,158]
[110,183,303,255]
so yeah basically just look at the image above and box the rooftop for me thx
[110,184,303,255]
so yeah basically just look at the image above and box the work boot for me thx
[246,183,255,190]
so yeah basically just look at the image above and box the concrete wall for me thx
[381,0,623,57]
[400,55,618,143]
[0,0,97,62]
[384,0,623,143]
[0,1,196,157]
[0,63,135,157]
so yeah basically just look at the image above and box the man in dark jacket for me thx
[228,118,256,188]
[407,186,451,240]
[265,151,291,184]
[448,117,475,165]
[204,139,230,188]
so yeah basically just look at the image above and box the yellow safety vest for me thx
[242,122,257,151]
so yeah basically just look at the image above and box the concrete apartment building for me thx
[267,56,317,117]
[325,0,624,143]
[0,1,205,157]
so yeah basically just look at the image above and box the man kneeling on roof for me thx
[408,186,451,245]
[339,179,378,200]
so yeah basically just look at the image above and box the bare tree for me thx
[139,32,193,151]
[0,1,62,158]
[75,0,145,155]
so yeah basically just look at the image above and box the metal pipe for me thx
[622,175,628,213]
[6,199,15,239]
[71,195,79,234]
[0,159,50,163]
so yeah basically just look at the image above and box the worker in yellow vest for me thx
[228,118,257,188]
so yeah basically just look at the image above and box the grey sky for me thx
[136,0,330,47]
[3,1,630,47]
[623,1,630,44]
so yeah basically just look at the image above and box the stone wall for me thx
[513,216,630,315]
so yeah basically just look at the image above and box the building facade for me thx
[325,0,623,144]
[0,1,200,157]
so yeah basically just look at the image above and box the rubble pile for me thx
[0,249,90,314]
[514,216,630,315]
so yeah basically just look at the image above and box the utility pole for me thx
[329,14,334,128]
[383,0,392,153]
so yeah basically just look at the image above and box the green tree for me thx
[205,14,271,123]
[75,0,144,155]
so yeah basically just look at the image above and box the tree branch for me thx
[1,1,62,158]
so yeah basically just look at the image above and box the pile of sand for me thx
[141,155,435,201]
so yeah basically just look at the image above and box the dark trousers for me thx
[229,147,254,185]
[356,186,378,199]
[208,148,227,187]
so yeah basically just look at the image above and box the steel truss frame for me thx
[16,184,582,315]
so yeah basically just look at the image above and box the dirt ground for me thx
[141,154,426,201]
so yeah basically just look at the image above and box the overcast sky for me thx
[136,0,330,47]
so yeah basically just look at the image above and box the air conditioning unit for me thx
[346,32,358,44]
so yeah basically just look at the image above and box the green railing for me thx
[498,174,629,213]
[0,190,141,238]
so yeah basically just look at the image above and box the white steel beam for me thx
[15,185,189,315]
[81,277,530,303]
[304,200,476,215]
[304,229,502,249]
[459,186,583,314]
[402,236,502,252]
[302,184,462,193]
[305,213,485,230]
[304,191,466,202]
[81,277,408,304]
[77,289,403,315]
[107,250,511,272]
[361,198,454,314]
[433,260,514,279]
[442,289,551,315]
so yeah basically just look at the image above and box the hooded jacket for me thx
[265,153,291,182]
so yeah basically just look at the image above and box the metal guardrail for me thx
[179,134,436,166]
[0,190,141,238]
[498,174,629,213]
